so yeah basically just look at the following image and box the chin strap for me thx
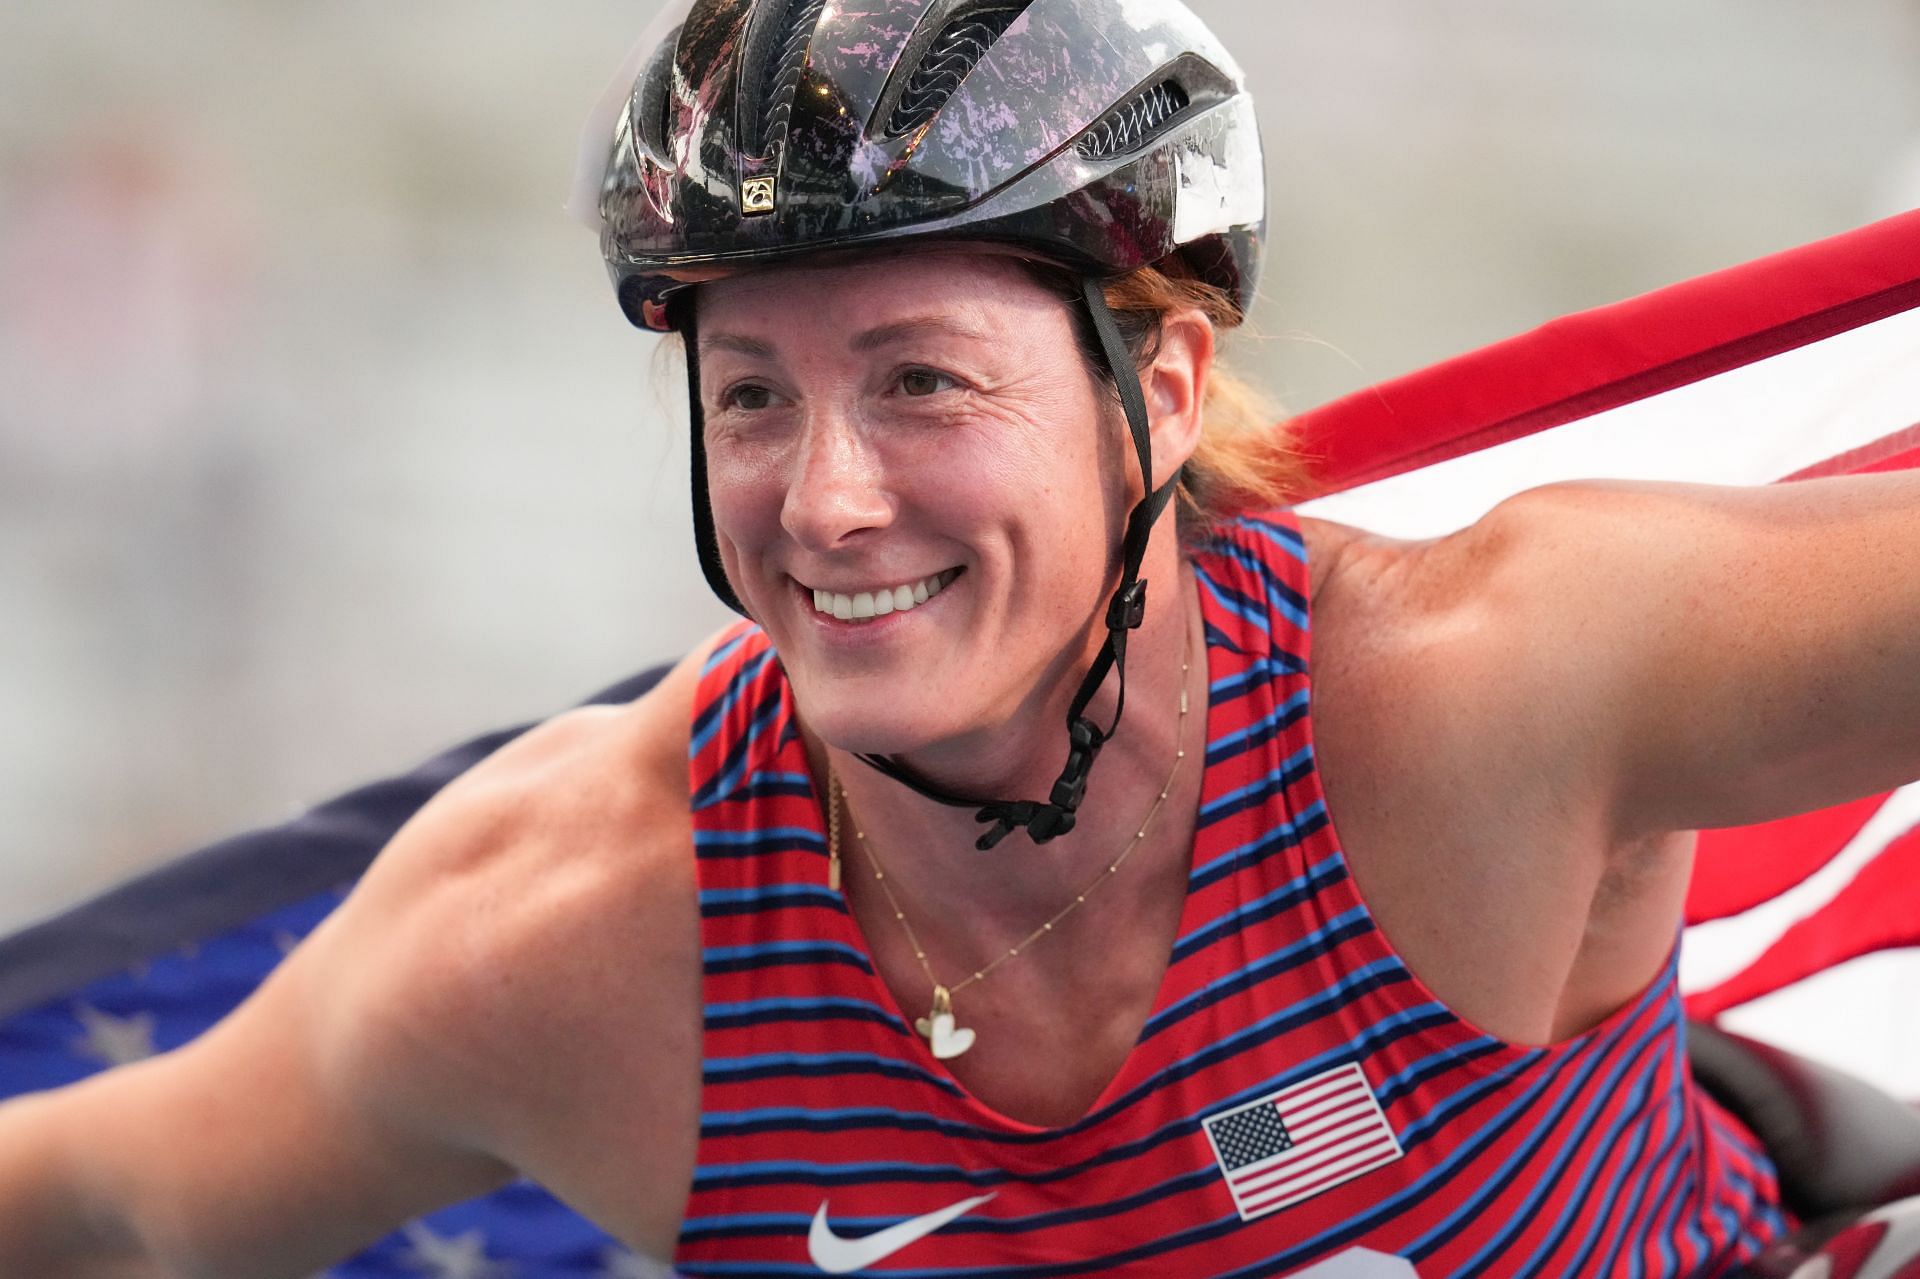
[857,275,1179,850]
[679,297,752,616]
[676,278,1179,851]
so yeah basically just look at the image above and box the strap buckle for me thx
[970,717,1107,848]
[1106,579,1149,632]
[1045,715,1107,817]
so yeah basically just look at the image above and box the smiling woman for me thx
[560,0,1823,1271]
[694,250,1188,778]
[10,0,1920,1275]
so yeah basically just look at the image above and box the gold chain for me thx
[825,628,1195,1058]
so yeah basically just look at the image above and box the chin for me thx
[800,699,947,759]
[789,673,973,759]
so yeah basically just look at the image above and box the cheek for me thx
[700,445,797,607]
[703,441,785,533]
[914,425,1117,605]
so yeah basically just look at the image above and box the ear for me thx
[1143,307,1214,489]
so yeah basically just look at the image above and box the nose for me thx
[780,408,892,553]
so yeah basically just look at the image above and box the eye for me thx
[897,368,956,398]
[722,382,777,411]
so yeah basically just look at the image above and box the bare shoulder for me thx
[1299,478,1771,756]
[1293,495,1683,1043]
[1297,483,1620,665]
[339,637,711,985]
[303,638,726,1249]
[23,643,726,1276]
[1296,488,1645,797]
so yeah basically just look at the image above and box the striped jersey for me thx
[675,509,1789,1277]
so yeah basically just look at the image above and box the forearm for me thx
[0,1091,158,1277]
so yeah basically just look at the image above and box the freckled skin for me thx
[698,250,1133,772]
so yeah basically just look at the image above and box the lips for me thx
[808,568,961,621]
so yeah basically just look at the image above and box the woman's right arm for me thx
[0,707,635,1277]
[0,1086,147,1275]
[0,863,520,1278]
[0,642,713,1277]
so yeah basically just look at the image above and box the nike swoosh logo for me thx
[807,1192,996,1274]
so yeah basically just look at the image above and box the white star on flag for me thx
[69,1003,158,1067]
[398,1222,515,1279]
[598,1246,681,1278]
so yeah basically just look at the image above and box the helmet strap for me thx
[677,297,751,616]
[856,275,1180,850]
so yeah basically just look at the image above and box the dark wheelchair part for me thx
[1690,1020,1920,1276]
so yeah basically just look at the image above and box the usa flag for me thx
[1203,1063,1404,1222]
[1299,207,1920,1099]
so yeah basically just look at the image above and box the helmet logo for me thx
[741,176,776,215]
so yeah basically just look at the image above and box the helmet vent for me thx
[632,25,684,165]
[884,3,1030,139]
[743,0,829,158]
[1076,79,1191,160]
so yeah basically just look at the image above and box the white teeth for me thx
[810,569,958,622]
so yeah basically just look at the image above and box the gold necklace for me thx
[826,633,1194,1061]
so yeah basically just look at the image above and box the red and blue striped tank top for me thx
[676,509,1788,1276]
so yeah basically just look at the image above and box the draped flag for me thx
[0,211,1916,1275]
[1297,207,1920,1098]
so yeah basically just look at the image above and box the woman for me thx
[2,0,1916,1274]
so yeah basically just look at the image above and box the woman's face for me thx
[696,249,1132,760]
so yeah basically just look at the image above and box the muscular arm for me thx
[1297,471,1916,1043]
[0,938,521,1278]
[0,643,709,1276]
[0,839,532,1279]
[1480,472,1920,836]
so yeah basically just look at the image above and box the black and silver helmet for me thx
[578,0,1265,330]
[575,0,1266,849]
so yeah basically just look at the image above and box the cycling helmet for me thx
[576,0,1265,848]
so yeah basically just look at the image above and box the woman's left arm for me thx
[1485,471,1920,837]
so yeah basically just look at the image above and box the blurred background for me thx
[2,0,1916,939]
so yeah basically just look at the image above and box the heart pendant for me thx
[916,1010,976,1060]
[914,986,974,1059]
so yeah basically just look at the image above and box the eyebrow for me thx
[848,315,993,352]
[701,332,777,358]
[700,315,991,360]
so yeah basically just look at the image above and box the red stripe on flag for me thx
[1239,1135,1402,1213]
[1288,209,1920,497]
[1686,792,1893,925]
[1782,423,1920,481]
[1686,821,1920,1019]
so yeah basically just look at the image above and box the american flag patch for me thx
[1202,1062,1403,1222]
